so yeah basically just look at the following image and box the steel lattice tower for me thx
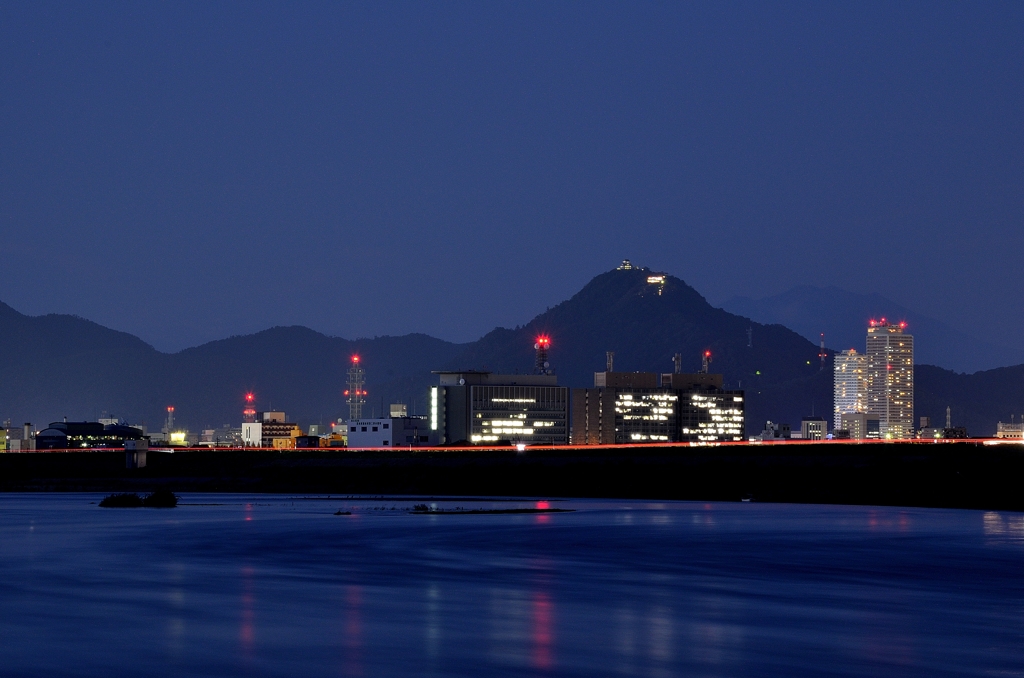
[243,393,256,423]
[346,355,366,421]
[534,336,551,374]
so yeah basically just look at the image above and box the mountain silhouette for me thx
[1,268,1022,436]
[721,286,1024,373]
[449,266,823,387]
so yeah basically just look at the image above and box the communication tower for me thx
[673,353,683,374]
[819,333,827,371]
[606,351,615,372]
[164,406,175,433]
[243,393,256,423]
[535,336,552,375]
[701,350,712,374]
[345,355,366,421]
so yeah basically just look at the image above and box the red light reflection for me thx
[532,592,554,670]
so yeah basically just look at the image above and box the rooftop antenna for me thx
[535,335,552,375]
[673,353,683,374]
[747,327,752,348]
[819,333,826,371]
[946,406,951,429]
[701,350,712,374]
[346,355,366,421]
[606,351,615,372]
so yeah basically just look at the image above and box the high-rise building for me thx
[833,349,867,431]
[865,320,914,439]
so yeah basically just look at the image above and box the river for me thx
[1,494,1021,677]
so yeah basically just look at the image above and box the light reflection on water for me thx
[0,495,1022,677]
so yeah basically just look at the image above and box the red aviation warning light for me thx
[352,355,360,364]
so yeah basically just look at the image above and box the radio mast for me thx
[346,355,366,421]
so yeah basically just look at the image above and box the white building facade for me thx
[866,320,914,439]
[347,416,438,448]
[833,349,868,432]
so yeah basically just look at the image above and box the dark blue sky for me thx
[2,2,1022,352]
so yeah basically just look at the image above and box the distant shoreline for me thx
[1,443,1022,512]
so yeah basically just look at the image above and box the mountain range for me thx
[2,267,1022,436]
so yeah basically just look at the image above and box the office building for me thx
[347,415,438,447]
[572,370,744,444]
[866,320,914,439]
[833,349,867,431]
[574,372,677,444]
[800,417,828,441]
[840,412,881,440]
[431,371,569,445]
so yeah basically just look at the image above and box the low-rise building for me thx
[841,413,880,440]
[800,417,828,441]
[35,421,146,450]
[995,421,1024,439]
[756,421,791,441]
[200,426,243,447]
[347,416,437,448]
[243,411,302,449]
[241,422,262,447]
[6,423,35,451]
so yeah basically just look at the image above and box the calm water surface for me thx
[0,494,1022,677]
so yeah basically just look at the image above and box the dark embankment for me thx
[2,444,1023,511]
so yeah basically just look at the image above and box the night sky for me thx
[2,2,1021,353]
